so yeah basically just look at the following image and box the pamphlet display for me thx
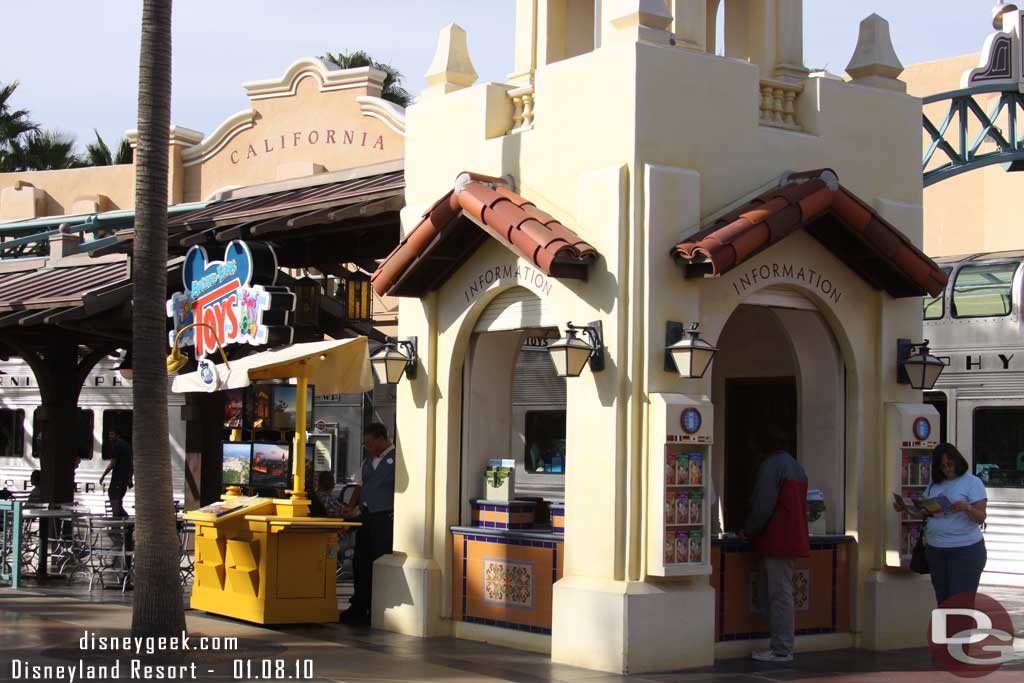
[649,394,712,577]
[884,403,940,569]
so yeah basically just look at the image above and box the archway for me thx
[711,290,846,535]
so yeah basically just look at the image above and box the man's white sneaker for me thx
[751,650,793,663]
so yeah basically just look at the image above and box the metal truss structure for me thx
[923,83,1024,187]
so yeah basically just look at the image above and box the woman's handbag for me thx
[910,521,929,574]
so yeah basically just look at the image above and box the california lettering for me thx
[731,262,843,304]
[464,264,553,303]
[229,128,385,164]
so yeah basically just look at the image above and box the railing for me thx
[0,501,23,588]
[759,79,803,132]
[507,84,535,134]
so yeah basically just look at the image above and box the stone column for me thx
[606,0,673,46]
[773,0,810,83]
[508,0,538,86]
[671,0,708,51]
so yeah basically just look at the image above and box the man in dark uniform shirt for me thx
[100,429,133,517]
[339,422,395,626]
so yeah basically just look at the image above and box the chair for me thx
[85,517,134,591]
[177,520,195,586]
[58,512,92,582]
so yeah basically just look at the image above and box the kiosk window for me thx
[973,407,1024,488]
[923,268,951,320]
[0,409,25,457]
[524,410,566,474]
[952,262,1018,318]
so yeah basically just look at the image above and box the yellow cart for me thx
[173,337,374,624]
[186,495,358,624]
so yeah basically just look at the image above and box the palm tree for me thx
[0,81,38,170]
[86,130,133,166]
[6,130,83,170]
[321,50,410,107]
[130,0,185,638]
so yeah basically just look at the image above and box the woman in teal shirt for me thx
[920,443,988,604]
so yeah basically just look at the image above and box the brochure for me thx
[892,492,952,515]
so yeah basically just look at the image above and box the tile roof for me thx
[0,259,129,312]
[167,168,404,232]
[672,169,948,298]
[371,173,599,297]
[92,164,405,263]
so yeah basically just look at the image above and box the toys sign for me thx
[167,240,295,359]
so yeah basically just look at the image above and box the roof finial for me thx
[422,23,478,98]
[846,14,906,93]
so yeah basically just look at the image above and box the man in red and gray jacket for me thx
[741,427,809,663]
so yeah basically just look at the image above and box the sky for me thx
[0,1,996,155]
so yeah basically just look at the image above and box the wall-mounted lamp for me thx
[897,338,947,390]
[166,322,232,375]
[665,321,718,379]
[370,337,418,384]
[547,321,604,378]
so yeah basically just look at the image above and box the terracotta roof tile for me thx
[672,169,948,298]
[372,175,599,297]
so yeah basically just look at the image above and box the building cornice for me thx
[243,57,385,100]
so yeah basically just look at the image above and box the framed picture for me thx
[271,385,315,431]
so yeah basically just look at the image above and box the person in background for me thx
[316,471,346,518]
[339,422,395,626]
[740,427,809,664]
[26,469,44,504]
[99,429,133,517]
[894,442,987,604]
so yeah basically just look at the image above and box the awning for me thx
[171,337,373,395]
[671,169,949,298]
[371,172,599,297]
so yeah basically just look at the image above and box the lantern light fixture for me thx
[370,337,418,385]
[665,321,718,379]
[897,338,947,390]
[547,321,605,378]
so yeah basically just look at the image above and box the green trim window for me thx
[0,409,25,457]
[923,268,952,320]
[952,262,1019,318]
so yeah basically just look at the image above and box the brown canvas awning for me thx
[371,173,599,297]
[672,169,948,298]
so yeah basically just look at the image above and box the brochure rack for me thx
[884,403,940,569]
[649,394,712,577]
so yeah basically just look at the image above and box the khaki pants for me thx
[757,556,795,656]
